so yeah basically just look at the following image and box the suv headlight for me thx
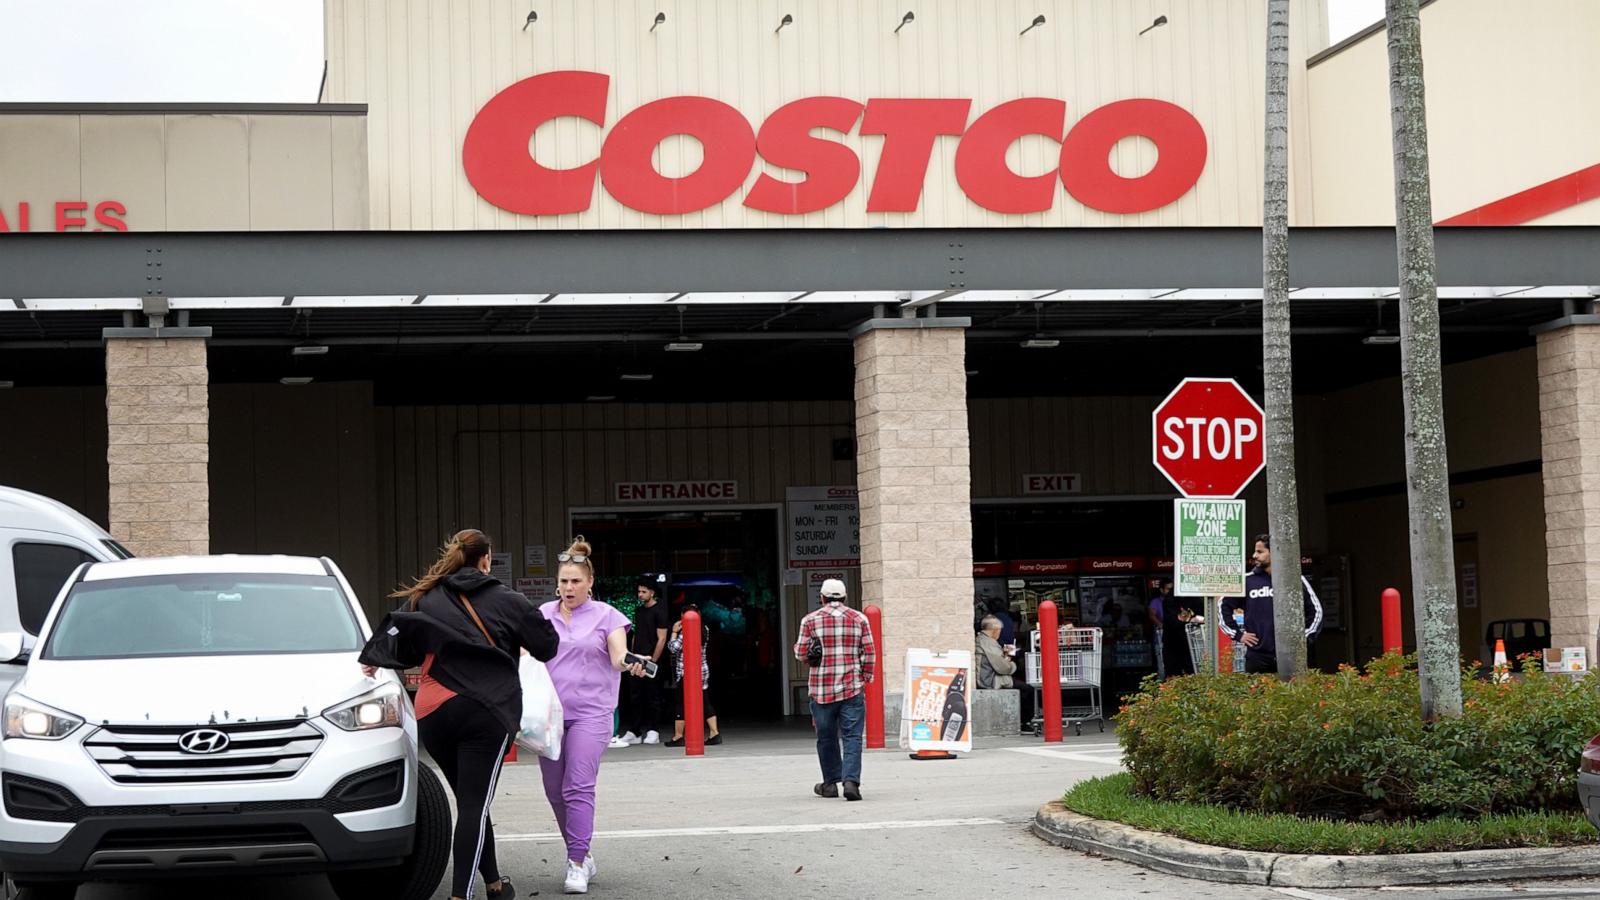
[323,684,404,732]
[3,695,84,741]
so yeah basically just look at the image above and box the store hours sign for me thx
[786,486,860,568]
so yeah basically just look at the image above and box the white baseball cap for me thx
[819,578,848,599]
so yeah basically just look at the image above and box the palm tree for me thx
[1263,0,1307,679]
[1385,0,1463,719]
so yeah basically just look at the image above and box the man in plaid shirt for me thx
[793,579,876,801]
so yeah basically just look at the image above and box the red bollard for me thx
[1038,601,1063,743]
[864,604,885,750]
[1218,629,1234,674]
[683,609,705,757]
[1382,588,1403,655]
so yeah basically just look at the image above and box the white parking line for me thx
[999,745,1125,765]
[1379,889,1600,895]
[496,817,1008,843]
[1274,889,1352,900]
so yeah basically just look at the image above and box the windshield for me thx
[43,573,361,660]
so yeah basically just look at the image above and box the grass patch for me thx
[1062,773,1597,855]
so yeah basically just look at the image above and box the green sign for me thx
[1174,499,1246,597]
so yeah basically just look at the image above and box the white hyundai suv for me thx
[0,555,448,900]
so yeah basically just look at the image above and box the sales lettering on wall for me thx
[786,486,860,568]
[1174,499,1246,598]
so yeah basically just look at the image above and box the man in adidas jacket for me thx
[1219,534,1324,674]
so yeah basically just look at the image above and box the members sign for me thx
[1174,499,1246,597]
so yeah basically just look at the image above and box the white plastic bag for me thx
[516,655,564,761]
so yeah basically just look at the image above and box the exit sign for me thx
[1023,473,1082,495]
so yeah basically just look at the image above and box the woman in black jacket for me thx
[362,529,558,900]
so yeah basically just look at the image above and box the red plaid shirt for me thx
[793,602,876,704]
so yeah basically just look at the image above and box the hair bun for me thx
[566,535,593,557]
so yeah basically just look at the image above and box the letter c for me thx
[463,70,610,215]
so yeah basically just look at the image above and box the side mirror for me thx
[0,633,27,664]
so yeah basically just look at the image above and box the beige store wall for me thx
[324,0,1328,230]
[1306,0,1600,225]
[0,111,369,231]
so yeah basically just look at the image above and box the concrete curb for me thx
[1032,801,1600,888]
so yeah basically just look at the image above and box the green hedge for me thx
[1117,654,1600,819]
[1063,773,1595,854]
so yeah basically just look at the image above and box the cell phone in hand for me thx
[624,652,659,678]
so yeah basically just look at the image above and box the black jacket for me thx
[1219,568,1323,661]
[360,568,559,736]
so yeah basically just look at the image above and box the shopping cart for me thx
[1185,621,1245,674]
[1024,626,1104,736]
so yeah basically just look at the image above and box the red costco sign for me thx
[1152,378,1264,499]
[464,70,1207,217]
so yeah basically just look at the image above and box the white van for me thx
[0,487,129,698]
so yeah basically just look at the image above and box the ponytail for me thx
[392,529,492,604]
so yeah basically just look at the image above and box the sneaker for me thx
[643,730,661,745]
[619,731,641,745]
[814,782,839,798]
[843,780,862,801]
[707,733,723,746]
[564,859,589,894]
[486,877,517,900]
[583,854,596,880]
[607,736,631,749]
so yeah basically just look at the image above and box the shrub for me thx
[1117,654,1600,819]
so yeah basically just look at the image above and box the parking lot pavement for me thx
[63,728,1600,899]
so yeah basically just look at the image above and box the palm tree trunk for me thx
[1263,0,1305,680]
[1385,0,1463,719]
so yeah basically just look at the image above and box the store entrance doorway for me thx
[569,506,786,723]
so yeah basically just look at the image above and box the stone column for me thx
[1537,322,1600,661]
[105,333,211,557]
[851,318,975,709]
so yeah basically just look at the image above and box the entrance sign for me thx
[1152,378,1265,498]
[900,649,973,753]
[614,480,738,502]
[785,486,860,568]
[1174,500,1247,597]
[464,71,1208,218]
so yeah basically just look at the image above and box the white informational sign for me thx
[524,545,548,576]
[806,570,855,609]
[900,648,973,753]
[1174,499,1247,597]
[490,553,513,579]
[514,577,557,604]
[786,486,860,568]
[1460,562,1478,609]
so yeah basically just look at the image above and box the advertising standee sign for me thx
[1174,499,1247,598]
[900,648,973,754]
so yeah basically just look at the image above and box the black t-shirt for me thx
[632,600,669,656]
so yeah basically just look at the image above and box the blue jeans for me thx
[810,692,865,784]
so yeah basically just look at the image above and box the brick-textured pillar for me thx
[1538,324,1600,660]
[852,321,975,700]
[106,337,209,557]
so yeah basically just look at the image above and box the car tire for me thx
[10,879,79,900]
[328,764,451,900]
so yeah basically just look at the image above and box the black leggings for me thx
[627,670,662,735]
[419,696,511,900]
[671,684,717,721]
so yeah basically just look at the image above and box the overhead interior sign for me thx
[464,71,1208,218]
[614,480,738,503]
[1173,499,1246,598]
[786,486,860,568]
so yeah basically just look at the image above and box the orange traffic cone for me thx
[1492,638,1510,683]
[909,749,957,761]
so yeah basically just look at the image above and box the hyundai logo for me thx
[177,729,231,755]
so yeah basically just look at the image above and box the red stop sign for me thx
[1152,378,1265,498]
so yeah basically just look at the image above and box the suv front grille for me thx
[83,720,324,784]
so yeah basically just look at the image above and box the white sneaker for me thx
[607,736,630,749]
[583,854,596,880]
[643,730,660,745]
[620,731,641,745]
[565,859,590,894]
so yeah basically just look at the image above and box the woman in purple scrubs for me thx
[538,536,645,895]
